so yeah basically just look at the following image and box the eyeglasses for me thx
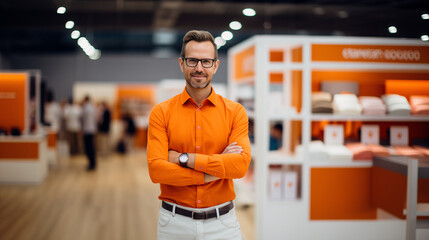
[182,57,217,68]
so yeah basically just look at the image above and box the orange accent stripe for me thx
[0,142,39,159]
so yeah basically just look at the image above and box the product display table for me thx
[373,155,429,240]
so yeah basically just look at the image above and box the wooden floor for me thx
[0,151,254,240]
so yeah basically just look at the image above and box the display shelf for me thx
[267,151,302,165]
[269,112,302,121]
[228,35,429,240]
[311,114,429,122]
[308,160,373,168]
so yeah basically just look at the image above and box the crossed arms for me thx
[146,104,251,187]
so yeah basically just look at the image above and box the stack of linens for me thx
[333,94,362,115]
[345,143,373,160]
[393,146,425,158]
[410,95,429,115]
[325,145,353,161]
[358,96,386,115]
[312,92,333,113]
[295,141,328,161]
[382,94,411,116]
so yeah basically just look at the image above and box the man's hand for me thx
[221,142,243,154]
[168,150,180,164]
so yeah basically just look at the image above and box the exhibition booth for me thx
[228,35,429,240]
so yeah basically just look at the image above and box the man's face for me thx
[179,40,219,89]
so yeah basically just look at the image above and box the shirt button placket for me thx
[196,107,202,153]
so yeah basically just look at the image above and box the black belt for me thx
[162,201,234,220]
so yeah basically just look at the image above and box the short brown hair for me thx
[181,30,218,59]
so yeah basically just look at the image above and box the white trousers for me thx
[157,201,242,240]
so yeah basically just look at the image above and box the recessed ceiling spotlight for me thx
[338,11,349,19]
[242,8,256,17]
[221,31,233,41]
[71,30,80,39]
[57,7,66,14]
[422,13,429,20]
[65,21,74,29]
[229,21,242,30]
[388,26,397,34]
[314,7,325,15]
[421,35,429,41]
[214,37,226,49]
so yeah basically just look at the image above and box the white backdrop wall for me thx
[8,52,228,101]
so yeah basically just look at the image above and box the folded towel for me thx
[345,143,373,160]
[393,146,425,158]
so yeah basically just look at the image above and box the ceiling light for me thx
[388,26,397,34]
[71,30,80,39]
[57,7,66,14]
[421,35,429,41]
[422,14,429,20]
[221,31,233,41]
[65,21,74,29]
[229,21,242,30]
[337,11,349,19]
[78,37,90,48]
[89,50,101,60]
[314,7,325,15]
[242,8,256,17]
[214,37,226,48]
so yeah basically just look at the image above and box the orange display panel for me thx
[291,47,302,63]
[310,167,377,220]
[372,166,429,219]
[115,85,155,119]
[385,79,429,100]
[312,44,429,64]
[269,72,283,83]
[312,71,429,97]
[0,142,39,159]
[0,73,27,132]
[270,50,284,62]
[233,45,254,81]
[47,132,57,148]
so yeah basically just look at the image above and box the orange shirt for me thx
[147,88,251,208]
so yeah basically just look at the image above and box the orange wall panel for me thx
[0,142,38,159]
[233,46,255,81]
[385,79,429,100]
[0,73,27,132]
[310,167,377,220]
[312,71,429,97]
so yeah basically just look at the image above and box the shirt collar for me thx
[179,87,219,106]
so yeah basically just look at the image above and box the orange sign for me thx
[233,45,254,81]
[0,73,27,133]
[312,44,429,64]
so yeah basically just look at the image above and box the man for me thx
[81,95,97,171]
[147,30,251,240]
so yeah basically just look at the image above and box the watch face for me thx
[179,153,188,163]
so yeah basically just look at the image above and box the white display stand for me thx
[0,136,48,183]
[228,36,429,240]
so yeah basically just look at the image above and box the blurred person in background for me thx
[147,30,251,240]
[122,111,137,153]
[97,101,111,156]
[81,95,97,171]
[63,98,82,155]
[269,123,283,151]
[44,90,61,133]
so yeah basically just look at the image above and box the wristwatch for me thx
[178,153,189,167]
